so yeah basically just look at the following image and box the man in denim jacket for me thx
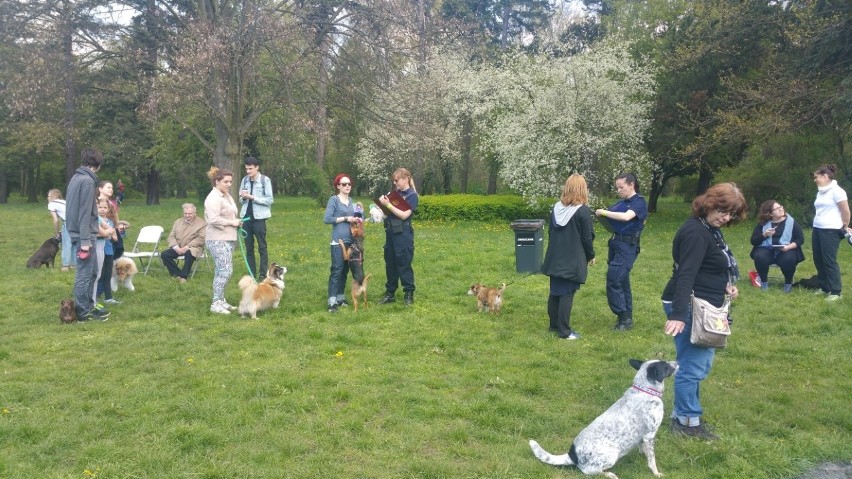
[238,157,274,279]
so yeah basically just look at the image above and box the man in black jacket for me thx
[66,148,110,321]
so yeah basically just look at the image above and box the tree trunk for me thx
[695,162,712,197]
[0,166,8,203]
[146,167,160,205]
[459,114,472,193]
[62,15,76,183]
[648,171,669,213]
[487,154,498,194]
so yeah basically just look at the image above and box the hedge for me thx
[415,194,553,222]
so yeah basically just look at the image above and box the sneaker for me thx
[91,308,110,321]
[178,277,187,284]
[760,282,769,291]
[104,298,121,305]
[814,289,827,295]
[337,299,349,308]
[210,301,230,314]
[670,418,719,440]
[826,294,842,302]
[328,303,339,313]
[783,284,793,293]
[221,301,238,311]
[559,331,581,340]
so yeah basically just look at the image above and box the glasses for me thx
[772,205,784,211]
[338,182,351,186]
[715,209,732,216]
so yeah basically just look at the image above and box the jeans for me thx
[606,239,639,316]
[663,300,715,423]
[60,224,73,267]
[328,243,349,306]
[72,242,98,316]
[243,219,268,279]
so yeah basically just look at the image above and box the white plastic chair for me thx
[122,225,165,275]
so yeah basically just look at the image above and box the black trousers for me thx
[812,227,844,295]
[243,219,268,279]
[548,292,576,338]
[752,247,799,284]
[161,248,196,279]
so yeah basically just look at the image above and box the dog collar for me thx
[632,385,663,398]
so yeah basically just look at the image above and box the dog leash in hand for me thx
[502,271,538,287]
[237,217,257,283]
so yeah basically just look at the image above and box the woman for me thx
[47,189,73,271]
[594,172,648,331]
[749,200,805,292]
[323,174,356,312]
[96,198,120,305]
[541,173,596,340]
[378,168,419,306]
[204,167,241,314]
[662,183,747,440]
[811,164,852,301]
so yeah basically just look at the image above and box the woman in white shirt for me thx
[47,189,73,271]
[812,164,852,301]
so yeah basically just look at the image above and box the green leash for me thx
[237,217,257,283]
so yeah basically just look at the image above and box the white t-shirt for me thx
[48,199,66,221]
[813,181,848,229]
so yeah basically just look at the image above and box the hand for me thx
[665,320,685,336]
[765,228,775,237]
[588,258,596,266]
[380,195,389,206]
[594,209,603,216]
[726,284,739,300]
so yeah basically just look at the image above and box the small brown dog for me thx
[27,236,61,268]
[237,263,287,319]
[340,217,370,311]
[60,298,76,324]
[467,283,507,314]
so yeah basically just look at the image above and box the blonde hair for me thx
[560,173,589,206]
[393,168,416,193]
[48,189,63,200]
[207,166,233,187]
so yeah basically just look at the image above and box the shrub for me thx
[416,194,552,221]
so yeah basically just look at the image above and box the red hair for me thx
[333,174,351,186]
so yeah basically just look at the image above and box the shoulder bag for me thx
[690,293,732,349]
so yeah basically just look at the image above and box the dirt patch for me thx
[796,462,852,479]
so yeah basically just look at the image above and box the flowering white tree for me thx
[485,40,656,199]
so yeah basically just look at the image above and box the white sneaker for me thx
[210,301,230,314]
[826,294,842,302]
[221,301,238,311]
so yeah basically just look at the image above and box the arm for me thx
[167,221,179,248]
[323,197,353,225]
[595,208,636,222]
[579,207,596,262]
[186,220,207,251]
[50,210,62,234]
[783,221,805,252]
[204,195,240,227]
[250,175,274,206]
[838,199,852,234]
[750,223,767,246]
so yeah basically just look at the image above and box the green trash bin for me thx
[510,219,545,273]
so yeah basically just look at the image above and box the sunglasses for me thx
[338,182,352,186]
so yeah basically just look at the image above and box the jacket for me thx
[238,174,273,220]
[65,167,100,247]
[168,216,207,258]
[204,189,239,241]
[541,203,596,283]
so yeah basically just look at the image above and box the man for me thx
[66,148,110,321]
[238,157,273,279]
[161,203,207,283]
[594,172,648,331]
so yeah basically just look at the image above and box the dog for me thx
[27,236,61,268]
[238,263,287,319]
[59,298,76,324]
[339,219,372,311]
[467,283,506,314]
[369,203,385,223]
[792,274,821,290]
[111,257,138,292]
[529,359,679,479]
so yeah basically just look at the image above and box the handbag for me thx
[690,294,732,349]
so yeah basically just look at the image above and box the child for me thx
[47,189,73,271]
[94,199,118,305]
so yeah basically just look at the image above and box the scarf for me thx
[817,179,838,194]
[701,218,740,283]
[760,215,795,248]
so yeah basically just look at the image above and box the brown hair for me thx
[392,168,416,193]
[98,197,118,224]
[757,199,780,224]
[814,164,837,179]
[560,173,589,206]
[207,166,233,187]
[691,182,748,224]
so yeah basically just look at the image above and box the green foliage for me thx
[416,194,551,221]
[0,196,850,477]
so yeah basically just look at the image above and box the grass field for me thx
[1,195,850,479]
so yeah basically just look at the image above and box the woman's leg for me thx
[775,250,799,285]
[328,244,345,307]
[663,301,715,424]
[207,240,234,302]
[555,291,576,338]
[752,247,774,284]
[99,254,114,300]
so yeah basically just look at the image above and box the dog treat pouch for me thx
[389,217,404,234]
[690,294,731,349]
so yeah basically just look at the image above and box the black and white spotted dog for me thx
[529,359,679,479]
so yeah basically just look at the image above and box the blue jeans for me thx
[663,301,715,424]
[60,224,73,267]
[328,243,349,306]
[72,242,99,316]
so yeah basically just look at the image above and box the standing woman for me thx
[749,200,805,292]
[811,164,852,301]
[594,172,648,331]
[662,183,747,440]
[205,167,241,315]
[47,189,74,271]
[541,173,596,340]
[378,168,419,306]
[324,174,356,312]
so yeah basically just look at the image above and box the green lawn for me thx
[1,196,849,479]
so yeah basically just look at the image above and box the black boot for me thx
[615,312,633,331]
[379,292,396,304]
[404,291,414,306]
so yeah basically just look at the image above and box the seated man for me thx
[161,203,207,283]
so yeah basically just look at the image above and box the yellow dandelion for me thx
[186,358,194,363]
[2,408,9,414]
[335,351,344,357]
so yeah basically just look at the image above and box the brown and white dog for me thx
[238,263,287,319]
[467,283,506,314]
[27,235,61,268]
[111,257,138,292]
[60,298,76,324]
[339,217,371,311]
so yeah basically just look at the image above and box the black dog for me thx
[27,236,61,268]
[792,274,821,290]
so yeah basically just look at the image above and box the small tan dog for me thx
[111,256,138,292]
[238,263,287,319]
[467,283,506,314]
[339,216,371,312]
